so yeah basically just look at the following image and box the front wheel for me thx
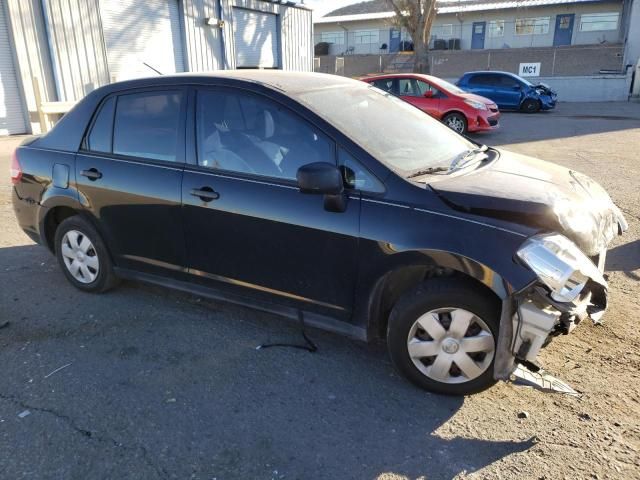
[521,98,541,113]
[442,113,468,134]
[387,278,500,395]
[54,216,119,293]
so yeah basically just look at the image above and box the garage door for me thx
[233,8,280,69]
[0,4,27,135]
[99,0,185,81]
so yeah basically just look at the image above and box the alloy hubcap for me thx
[446,117,465,133]
[61,230,99,284]
[407,307,495,384]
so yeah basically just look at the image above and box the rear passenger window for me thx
[372,79,395,94]
[86,96,115,153]
[470,75,493,85]
[113,91,183,162]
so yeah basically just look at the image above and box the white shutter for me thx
[0,5,27,135]
[99,0,185,82]
[233,8,279,69]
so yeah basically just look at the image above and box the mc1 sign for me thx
[519,62,541,77]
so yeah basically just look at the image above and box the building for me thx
[314,0,638,101]
[0,0,312,136]
[315,0,630,54]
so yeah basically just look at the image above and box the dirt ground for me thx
[0,102,638,480]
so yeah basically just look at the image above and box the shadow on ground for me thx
[0,244,533,479]
[607,239,640,281]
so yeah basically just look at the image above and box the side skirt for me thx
[113,267,368,342]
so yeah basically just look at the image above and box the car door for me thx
[465,74,495,103]
[75,88,187,276]
[497,75,524,109]
[181,86,361,320]
[398,78,440,117]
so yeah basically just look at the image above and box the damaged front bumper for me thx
[494,242,616,393]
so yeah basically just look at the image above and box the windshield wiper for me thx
[406,166,450,179]
[450,145,489,171]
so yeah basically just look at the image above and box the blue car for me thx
[457,71,557,113]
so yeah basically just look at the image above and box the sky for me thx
[301,0,365,18]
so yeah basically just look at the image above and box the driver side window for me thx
[339,148,385,193]
[196,89,335,181]
[416,80,440,97]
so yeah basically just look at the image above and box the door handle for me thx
[191,187,220,202]
[81,168,102,181]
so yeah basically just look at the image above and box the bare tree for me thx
[385,0,437,73]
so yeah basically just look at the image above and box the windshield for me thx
[431,77,466,95]
[297,84,475,175]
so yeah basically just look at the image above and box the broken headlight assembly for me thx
[516,233,606,303]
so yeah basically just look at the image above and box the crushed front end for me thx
[494,212,627,392]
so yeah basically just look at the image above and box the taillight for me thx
[10,149,22,185]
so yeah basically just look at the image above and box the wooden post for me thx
[32,77,48,134]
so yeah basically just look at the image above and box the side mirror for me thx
[297,162,347,212]
[423,90,434,98]
[297,162,344,195]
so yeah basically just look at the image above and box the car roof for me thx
[33,71,370,152]
[99,70,363,97]
[363,73,440,82]
[464,71,518,77]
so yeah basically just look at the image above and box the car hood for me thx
[459,92,496,106]
[430,150,627,256]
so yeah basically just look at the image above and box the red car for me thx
[361,73,500,134]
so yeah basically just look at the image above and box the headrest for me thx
[259,110,275,139]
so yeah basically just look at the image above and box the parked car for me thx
[361,73,499,134]
[11,71,626,395]
[457,71,557,113]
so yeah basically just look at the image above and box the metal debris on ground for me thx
[44,362,72,379]
[511,364,581,396]
[17,410,30,418]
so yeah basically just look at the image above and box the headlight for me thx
[464,99,487,110]
[516,233,606,303]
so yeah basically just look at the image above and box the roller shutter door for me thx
[99,0,185,81]
[233,8,280,69]
[0,5,27,135]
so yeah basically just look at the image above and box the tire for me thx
[521,99,540,113]
[442,113,468,134]
[387,277,500,396]
[54,216,119,293]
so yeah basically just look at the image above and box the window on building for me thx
[354,30,379,45]
[435,24,453,36]
[320,31,344,44]
[515,17,550,35]
[113,91,183,162]
[579,12,619,32]
[488,20,505,37]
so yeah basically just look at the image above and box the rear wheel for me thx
[387,278,499,395]
[521,99,540,113]
[442,113,468,134]
[54,216,119,293]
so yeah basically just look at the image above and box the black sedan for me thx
[11,71,626,395]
